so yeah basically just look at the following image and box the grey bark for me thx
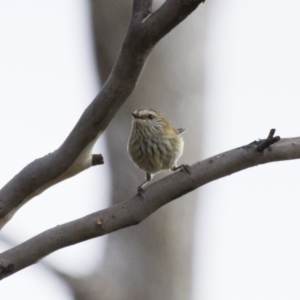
[0,0,205,229]
[2,134,300,280]
[69,1,206,299]
[0,0,206,298]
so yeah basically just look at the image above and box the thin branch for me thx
[0,234,72,282]
[91,154,104,166]
[0,0,206,228]
[256,129,280,152]
[145,0,205,46]
[0,134,299,279]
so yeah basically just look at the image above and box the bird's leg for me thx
[171,164,192,174]
[137,172,152,195]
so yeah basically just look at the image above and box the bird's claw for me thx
[181,164,192,174]
[172,164,192,174]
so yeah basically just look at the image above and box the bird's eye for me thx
[148,114,155,120]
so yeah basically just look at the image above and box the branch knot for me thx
[256,129,281,152]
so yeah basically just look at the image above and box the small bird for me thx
[127,108,186,193]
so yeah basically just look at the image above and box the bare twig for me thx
[1,135,300,279]
[91,154,104,166]
[0,0,206,228]
[256,129,281,152]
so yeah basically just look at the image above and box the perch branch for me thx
[0,134,299,279]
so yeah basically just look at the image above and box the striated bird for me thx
[127,108,187,193]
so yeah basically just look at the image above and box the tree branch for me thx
[0,0,206,228]
[132,0,153,20]
[0,133,299,279]
[256,128,280,152]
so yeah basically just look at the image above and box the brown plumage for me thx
[127,108,185,192]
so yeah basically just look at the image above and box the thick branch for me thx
[0,135,299,279]
[0,0,206,227]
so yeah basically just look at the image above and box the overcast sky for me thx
[0,1,300,299]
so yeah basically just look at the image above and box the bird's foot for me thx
[181,164,192,174]
[172,164,192,174]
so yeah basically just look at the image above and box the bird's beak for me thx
[131,112,140,119]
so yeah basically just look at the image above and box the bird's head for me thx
[131,108,163,127]
[131,108,159,120]
[131,108,179,136]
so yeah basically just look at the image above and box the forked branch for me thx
[0,0,206,228]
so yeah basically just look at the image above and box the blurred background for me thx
[0,0,300,299]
